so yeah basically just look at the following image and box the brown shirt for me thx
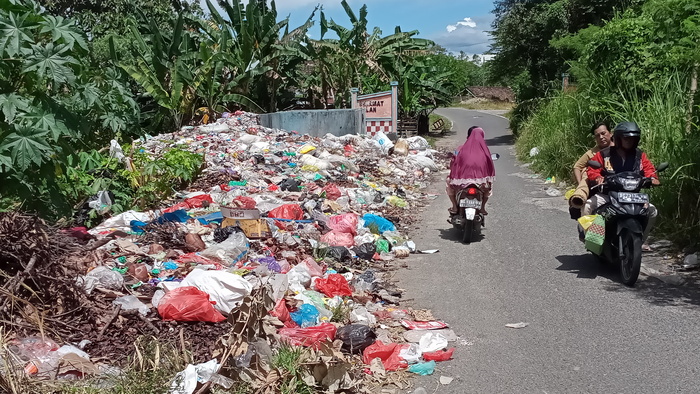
[573,146,601,173]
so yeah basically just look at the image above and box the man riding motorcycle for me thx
[569,121,613,219]
[583,122,660,246]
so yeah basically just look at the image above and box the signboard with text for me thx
[351,82,399,136]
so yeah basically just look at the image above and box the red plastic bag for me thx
[322,184,342,200]
[279,323,337,350]
[176,253,220,267]
[422,347,455,361]
[320,230,354,247]
[163,202,190,213]
[158,286,226,323]
[328,213,358,235]
[268,204,304,220]
[362,341,410,371]
[315,274,353,297]
[233,196,257,209]
[270,299,291,322]
[184,194,213,208]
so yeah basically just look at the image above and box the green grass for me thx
[515,72,700,247]
[454,99,515,111]
[428,113,453,132]
[272,345,314,394]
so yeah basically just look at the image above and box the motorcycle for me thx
[451,153,500,244]
[585,160,668,286]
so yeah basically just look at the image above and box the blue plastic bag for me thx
[362,214,396,234]
[291,304,320,328]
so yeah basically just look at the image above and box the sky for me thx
[204,1,496,55]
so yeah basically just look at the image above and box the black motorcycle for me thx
[450,153,499,244]
[585,160,668,286]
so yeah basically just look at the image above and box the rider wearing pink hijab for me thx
[446,126,496,215]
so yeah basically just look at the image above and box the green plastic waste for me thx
[229,180,248,187]
[408,361,435,375]
[112,267,128,274]
[375,239,390,253]
[386,195,407,208]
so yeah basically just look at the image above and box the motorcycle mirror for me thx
[587,160,602,169]
[656,162,669,172]
[491,153,500,161]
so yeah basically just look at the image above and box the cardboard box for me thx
[221,218,272,239]
[220,207,260,220]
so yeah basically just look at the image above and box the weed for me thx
[272,345,314,394]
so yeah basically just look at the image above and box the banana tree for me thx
[118,11,198,130]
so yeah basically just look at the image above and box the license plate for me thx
[459,199,481,208]
[617,192,649,204]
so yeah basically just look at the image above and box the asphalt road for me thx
[396,108,700,394]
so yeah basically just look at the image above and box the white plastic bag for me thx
[113,295,150,316]
[373,132,394,155]
[398,343,422,363]
[418,332,448,353]
[200,232,249,264]
[180,269,253,314]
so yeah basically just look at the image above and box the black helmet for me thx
[613,121,641,138]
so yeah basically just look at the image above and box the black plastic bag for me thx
[278,178,301,192]
[353,243,376,260]
[327,246,351,262]
[337,324,376,354]
[213,226,242,243]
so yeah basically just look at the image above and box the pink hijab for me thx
[448,127,495,186]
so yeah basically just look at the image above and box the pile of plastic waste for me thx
[7,112,456,392]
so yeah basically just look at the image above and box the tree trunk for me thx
[686,63,698,134]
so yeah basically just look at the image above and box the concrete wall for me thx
[259,109,365,137]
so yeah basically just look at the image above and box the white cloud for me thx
[446,17,476,32]
[433,15,493,55]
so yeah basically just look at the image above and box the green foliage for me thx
[272,345,314,394]
[0,0,139,219]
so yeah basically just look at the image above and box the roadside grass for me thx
[271,345,314,394]
[428,113,453,132]
[453,99,514,111]
[515,72,700,246]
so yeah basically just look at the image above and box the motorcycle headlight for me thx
[621,178,641,191]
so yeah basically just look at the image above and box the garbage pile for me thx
[1,112,456,392]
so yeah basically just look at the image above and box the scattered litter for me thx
[440,376,454,385]
[505,322,530,329]
[408,360,436,375]
[401,320,449,330]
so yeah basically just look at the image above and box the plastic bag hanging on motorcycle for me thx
[583,215,605,255]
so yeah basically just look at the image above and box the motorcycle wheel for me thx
[619,230,642,286]
[462,220,473,244]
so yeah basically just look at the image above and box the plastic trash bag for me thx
[362,341,410,371]
[77,266,124,294]
[322,183,342,200]
[233,196,257,209]
[327,246,351,262]
[157,286,226,323]
[270,299,290,322]
[301,257,324,277]
[422,348,455,362]
[112,295,149,317]
[408,360,436,375]
[354,243,376,260]
[320,230,355,247]
[290,304,319,328]
[373,132,395,155]
[328,213,358,235]
[398,343,422,363]
[315,274,353,297]
[406,136,430,151]
[393,139,409,156]
[200,232,249,265]
[279,323,337,350]
[363,214,396,234]
[268,204,304,220]
[288,265,311,292]
[336,324,376,354]
[418,332,448,353]
[180,269,253,314]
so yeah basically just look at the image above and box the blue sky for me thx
[204,1,496,55]
[281,0,495,54]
